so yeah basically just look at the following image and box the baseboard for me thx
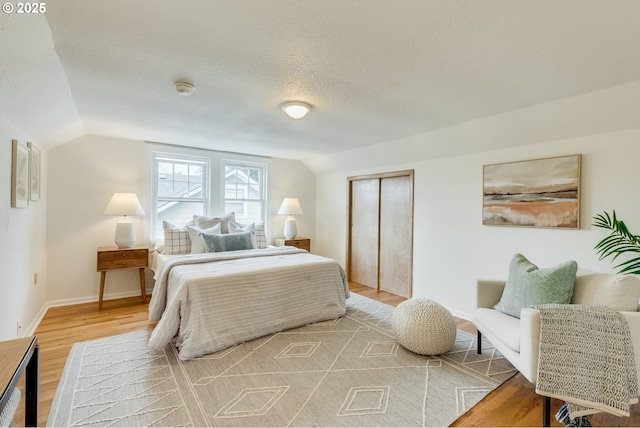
[448,307,472,321]
[24,304,49,337]
[46,289,150,309]
[24,288,152,337]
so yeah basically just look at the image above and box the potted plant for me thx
[593,210,640,275]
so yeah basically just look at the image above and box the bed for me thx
[148,246,349,360]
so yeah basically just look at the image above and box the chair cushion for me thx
[474,308,522,352]
[493,253,578,318]
[572,272,640,311]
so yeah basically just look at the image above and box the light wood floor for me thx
[10,284,640,427]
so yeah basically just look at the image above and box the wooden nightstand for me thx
[274,237,311,252]
[97,246,149,309]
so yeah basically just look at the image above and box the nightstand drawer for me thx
[274,238,311,252]
[97,248,148,271]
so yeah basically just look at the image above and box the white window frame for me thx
[222,160,267,222]
[152,152,210,238]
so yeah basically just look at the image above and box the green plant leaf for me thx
[592,210,640,275]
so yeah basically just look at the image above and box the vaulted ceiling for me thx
[2,0,640,161]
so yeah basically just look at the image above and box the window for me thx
[223,161,266,225]
[153,153,208,238]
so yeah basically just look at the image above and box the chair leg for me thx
[477,331,482,354]
[542,396,551,427]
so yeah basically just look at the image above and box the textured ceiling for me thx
[3,0,640,160]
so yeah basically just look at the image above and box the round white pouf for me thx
[391,298,457,355]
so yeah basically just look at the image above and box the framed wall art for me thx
[483,154,581,229]
[27,142,40,201]
[11,139,29,208]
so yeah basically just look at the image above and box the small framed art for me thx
[27,142,40,201]
[11,139,29,208]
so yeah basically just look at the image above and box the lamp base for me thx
[283,216,297,239]
[114,220,136,248]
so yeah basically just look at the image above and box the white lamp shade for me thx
[104,193,145,248]
[103,193,145,216]
[277,198,303,215]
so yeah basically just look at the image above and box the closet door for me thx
[349,179,379,289]
[379,175,412,298]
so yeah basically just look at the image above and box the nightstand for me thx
[274,237,311,252]
[97,246,149,309]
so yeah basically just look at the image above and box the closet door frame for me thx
[346,169,414,296]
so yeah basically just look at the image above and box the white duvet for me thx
[148,247,349,360]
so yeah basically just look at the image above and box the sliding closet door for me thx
[379,175,412,297]
[348,170,413,298]
[349,179,380,289]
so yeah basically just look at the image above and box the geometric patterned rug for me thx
[47,293,516,427]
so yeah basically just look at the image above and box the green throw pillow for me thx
[202,231,255,253]
[493,254,578,318]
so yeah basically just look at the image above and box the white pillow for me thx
[193,212,235,234]
[229,220,267,249]
[153,239,165,253]
[162,221,191,255]
[187,224,221,253]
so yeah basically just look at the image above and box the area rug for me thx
[48,293,515,427]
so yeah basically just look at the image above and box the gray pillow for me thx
[494,253,578,318]
[202,231,255,253]
[193,212,235,234]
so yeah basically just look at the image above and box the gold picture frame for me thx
[483,154,581,229]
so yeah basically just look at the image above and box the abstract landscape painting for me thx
[483,155,581,228]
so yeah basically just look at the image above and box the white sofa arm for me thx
[477,280,506,309]
[621,311,640,391]
[519,307,541,384]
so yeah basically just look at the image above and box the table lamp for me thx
[278,197,303,239]
[103,193,145,248]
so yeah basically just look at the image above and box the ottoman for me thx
[391,298,457,355]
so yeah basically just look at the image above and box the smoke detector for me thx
[174,81,195,96]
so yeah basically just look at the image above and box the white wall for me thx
[315,130,640,319]
[47,135,316,304]
[0,117,48,340]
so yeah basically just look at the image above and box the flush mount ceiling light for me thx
[280,101,313,119]
[174,81,195,96]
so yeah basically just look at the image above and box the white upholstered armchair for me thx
[473,269,640,426]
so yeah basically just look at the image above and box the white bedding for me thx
[148,247,349,360]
